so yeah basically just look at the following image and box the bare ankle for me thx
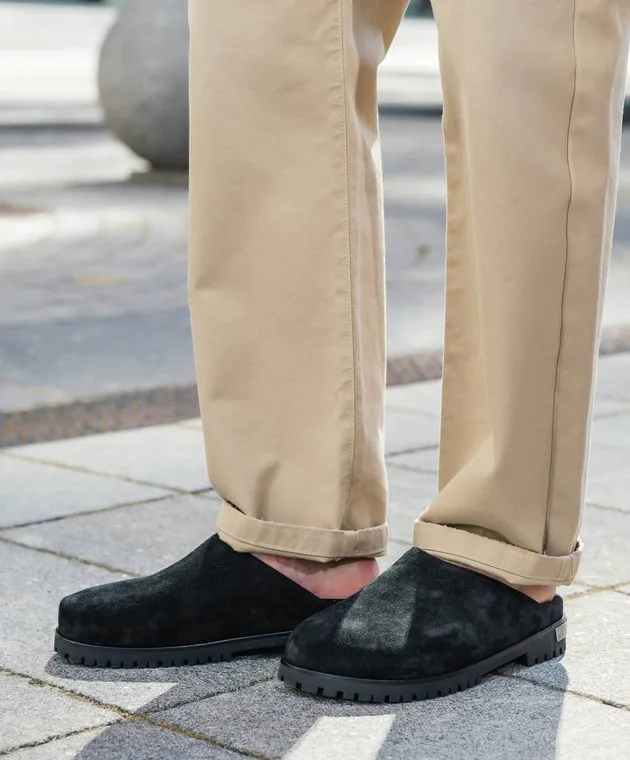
[254,554,379,599]
[514,584,557,603]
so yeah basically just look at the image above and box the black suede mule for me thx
[55,535,337,668]
[279,548,567,703]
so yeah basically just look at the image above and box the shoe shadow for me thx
[46,653,569,759]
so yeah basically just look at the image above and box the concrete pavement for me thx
[1,359,630,758]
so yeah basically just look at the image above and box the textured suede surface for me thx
[58,536,336,647]
[285,548,564,679]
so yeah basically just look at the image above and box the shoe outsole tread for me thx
[278,617,567,703]
[54,629,291,669]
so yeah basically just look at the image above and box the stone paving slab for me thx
[576,506,630,587]
[0,671,118,754]
[385,410,440,455]
[5,494,221,577]
[180,418,203,430]
[506,591,630,709]
[593,396,630,417]
[0,455,169,528]
[593,353,630,401]
[386,466,438,542]
[386,380,442,416]
[387,446,439,473]
[387,375,630,420]
[12,424,210,492]
[586,444,630,512]
[7,722,245,760]
[590,412,630,448]
[153,675,630,760]
[378,539,412,572]
[0,541,276,715]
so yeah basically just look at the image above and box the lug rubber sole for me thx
[278,616,567,703]
[54,629,291,668]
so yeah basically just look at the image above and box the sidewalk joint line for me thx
[585,501,630,516]
[500,672,630,713]
[386,443,440,458]
[0,665,272,760]
[0,725,110,757]
[563,579,630,601]
[387,461,437,476]
[0,535,139,577]
[146,716,273,760]
[142,676,279,718]
[1,450,190,494]
[0,491,178,532]
[386,405,440,418]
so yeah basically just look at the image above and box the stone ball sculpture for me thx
[98,0,189,170]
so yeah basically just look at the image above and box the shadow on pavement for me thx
[46,654,569,759]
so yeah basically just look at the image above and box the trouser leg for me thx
[189,0,409,560]
[414,0,630,585]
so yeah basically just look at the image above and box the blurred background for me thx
[2,0,630,447]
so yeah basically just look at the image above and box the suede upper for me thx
[58,535,336,648]
[284,548,564,680]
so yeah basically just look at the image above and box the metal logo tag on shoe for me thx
[555,621,568,642]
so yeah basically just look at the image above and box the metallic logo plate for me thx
[555,621,568,642]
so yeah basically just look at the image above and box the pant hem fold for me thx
[413,520,581,586]
[217,501,388,562]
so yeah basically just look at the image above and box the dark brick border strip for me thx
[0,386,201,448]
[2,324,630,448]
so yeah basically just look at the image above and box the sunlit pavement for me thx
[2,363,630,757]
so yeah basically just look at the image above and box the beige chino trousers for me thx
[189,0,630,586]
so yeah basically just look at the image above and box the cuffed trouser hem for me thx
[217,501,389,562]
[413,520,581,586]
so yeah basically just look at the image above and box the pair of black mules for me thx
[55,536,566,703]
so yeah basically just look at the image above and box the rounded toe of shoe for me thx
[284,599,357,675]
[57,581,132,647]
[57,588,99,643]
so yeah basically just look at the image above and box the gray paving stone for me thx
[507,591,630,709]
[6,494,221,576]
[384,383,630,419]
[7,722,243,760]
[386,381,442,416]
[0,671,117,754]
[559,584,591,598]
[385,411,440,456]
[590,412,630,448]
[387,465,437,541]
[593,395,630,418]
[0,541,277,714]
[13,424,210,492]
[179,418,203,430]
[586,444,630,512]
[576,506,630,587]
[594,354,630,401]
[154,675,630,760]
[0,456,170,528]
[387,447,439,473]
[377,539,412,572]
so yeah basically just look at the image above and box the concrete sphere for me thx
[98,0,189,170]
